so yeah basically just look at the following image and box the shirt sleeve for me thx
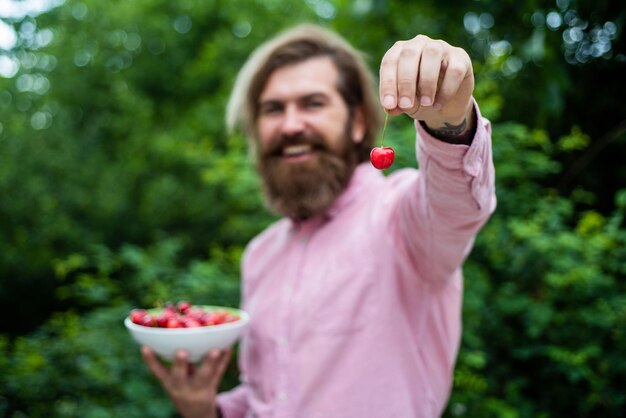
[393,99,496,284]
[216,384,249,418]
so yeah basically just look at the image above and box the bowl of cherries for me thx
[124,301,249,362]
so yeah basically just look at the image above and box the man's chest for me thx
[244,220,384,344]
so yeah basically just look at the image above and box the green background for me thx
[1,0,625,416]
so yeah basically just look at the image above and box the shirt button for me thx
[278,392,288,401]
[279,337,288,346]
[283,285,293,294]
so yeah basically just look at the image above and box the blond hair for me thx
[226,24,382,162]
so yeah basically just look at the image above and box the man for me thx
[142,24,496,418]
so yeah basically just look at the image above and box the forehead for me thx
[259,56,340,102]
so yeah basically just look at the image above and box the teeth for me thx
[283,144,312,156]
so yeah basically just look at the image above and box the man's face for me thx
[255,56,365,220]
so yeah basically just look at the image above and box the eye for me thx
[259,102,283,115]
[305,100,324,109]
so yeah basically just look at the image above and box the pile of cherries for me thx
[129,301,240,329]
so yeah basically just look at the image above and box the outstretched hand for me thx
[142,346,231,418]
[379,34,474,133]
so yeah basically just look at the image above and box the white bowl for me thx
[124,306,249,362]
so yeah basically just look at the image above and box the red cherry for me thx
[370,146,395,170]
[201,312,219,326]
[224,314,240,323]
[139,314,156,327]
[165,317,183,328]
[177,300,192,314]
[130,309,148,324]
[186,308,206,321]
[156,310,176,327]
[183,318,202,328]
[214,311,229,324]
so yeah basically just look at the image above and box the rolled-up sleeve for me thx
[394,100,496,284]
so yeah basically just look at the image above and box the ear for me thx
[350,107,366,144]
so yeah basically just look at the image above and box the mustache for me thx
[263,131,329,158]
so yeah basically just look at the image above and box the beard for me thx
[257,127,359,221]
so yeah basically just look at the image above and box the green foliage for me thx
[2,306,175,418]
[1,241,243,417]
[0,0,624,417]
[447,123,626,417]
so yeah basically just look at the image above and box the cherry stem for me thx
[380,111,389,147]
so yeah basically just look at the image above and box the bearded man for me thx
[142,24,496,418]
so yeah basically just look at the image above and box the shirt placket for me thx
[274,225,311,418]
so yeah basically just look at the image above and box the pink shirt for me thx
[218,106,496,418]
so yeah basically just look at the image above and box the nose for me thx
[279,105,306,137]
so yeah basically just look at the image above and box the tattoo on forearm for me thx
[429,119,467,137]
[421,117,474,145]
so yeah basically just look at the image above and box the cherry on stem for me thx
[370,111,395,170]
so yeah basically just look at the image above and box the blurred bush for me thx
[449,123,626,417]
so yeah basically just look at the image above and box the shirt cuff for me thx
[216,385,249,418]
[415,98,491,177]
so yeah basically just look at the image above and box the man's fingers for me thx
[380,35,448,113]
[379,34,475,124]
[386,108,405,117]
[417,40,445,107]
[194,349,232,389]
[379,41,403,110]
[171,350,190,387]
[396,42,423,110]
[194,349,219,384]
[141,346,170,383]
[212,349,232,386]
[433,48,472,108]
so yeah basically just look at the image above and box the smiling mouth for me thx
[281,144,314,158]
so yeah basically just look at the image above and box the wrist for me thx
[175,400,220,418]
[421,102,476,145]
